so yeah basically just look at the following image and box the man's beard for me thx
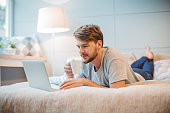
[83,47,98,64]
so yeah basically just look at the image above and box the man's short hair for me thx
[73,24,103,46]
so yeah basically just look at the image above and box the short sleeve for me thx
[108,59,128,84]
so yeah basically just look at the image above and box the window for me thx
[0,0,13,39]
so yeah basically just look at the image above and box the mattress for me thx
[0,80,170,113]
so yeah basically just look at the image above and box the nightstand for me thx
[0,54,47,86]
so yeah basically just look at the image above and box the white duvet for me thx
[0,80,170,113]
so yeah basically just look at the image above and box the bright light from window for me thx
[0,0,6,7]
[0,0,6,38]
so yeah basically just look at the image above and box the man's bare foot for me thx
[143,45,154,59]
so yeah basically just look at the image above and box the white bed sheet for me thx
[0,80,170,113]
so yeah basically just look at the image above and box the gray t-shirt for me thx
[77,46,139,87]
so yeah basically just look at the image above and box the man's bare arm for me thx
[60,78,106,90]
[110,80,126,88]
[60,78,126,90]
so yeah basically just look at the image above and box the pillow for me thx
[49,76,67,86]
[154,60,170,80]
[12,36,42,57]
[123,52,137,65]
[154,53,170,61]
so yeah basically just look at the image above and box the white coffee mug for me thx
[67,58,82,76]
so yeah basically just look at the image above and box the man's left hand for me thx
[60,78,90,90]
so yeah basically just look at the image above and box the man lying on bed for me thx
[60,24,154,90]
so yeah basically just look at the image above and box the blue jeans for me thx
[131,56,154,80]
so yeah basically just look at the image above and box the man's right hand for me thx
[64,62,74,78]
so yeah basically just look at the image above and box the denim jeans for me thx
[131,56,154,80]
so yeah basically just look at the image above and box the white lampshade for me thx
[37,7,69,33]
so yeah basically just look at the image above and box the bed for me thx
[0,53,170,113]
[0,80,170,113]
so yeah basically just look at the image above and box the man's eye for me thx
[77,46,80,48]
[83,45,88,48]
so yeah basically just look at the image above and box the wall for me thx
[13,0,170,76]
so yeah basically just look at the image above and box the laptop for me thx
[22,60,59,92]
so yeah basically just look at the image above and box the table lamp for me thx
[37,6,69,76]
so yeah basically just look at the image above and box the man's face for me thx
[76,39,99,64]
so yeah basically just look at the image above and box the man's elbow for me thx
[110,80,126,88]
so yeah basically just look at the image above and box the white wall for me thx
[13,0,170,76]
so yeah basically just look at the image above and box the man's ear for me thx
[97,40,103,48]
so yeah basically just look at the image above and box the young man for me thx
[60,25,154,90]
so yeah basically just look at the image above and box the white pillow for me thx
[12,36,42,57]
[49,76,67,85]
[123,52,137,65]
[154,60,170,80]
